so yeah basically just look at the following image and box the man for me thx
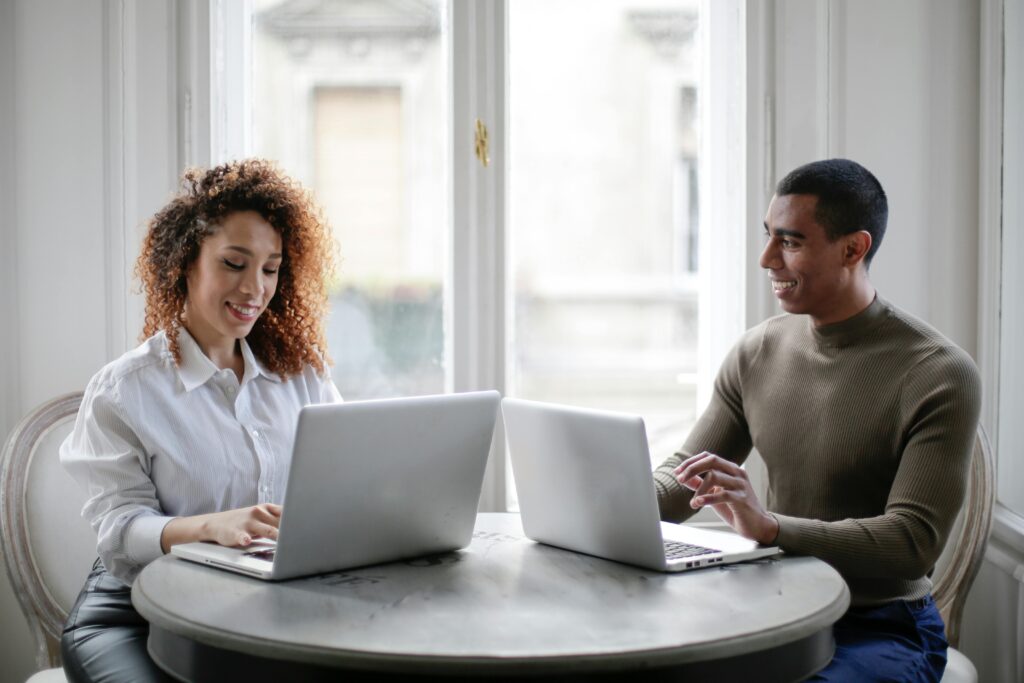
[653,159,980,681]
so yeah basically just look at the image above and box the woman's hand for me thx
[673,452,779,545]
[160,503,283,553]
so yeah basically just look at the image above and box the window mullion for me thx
[450,0,508,511]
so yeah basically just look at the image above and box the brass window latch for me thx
[474,119,490,168]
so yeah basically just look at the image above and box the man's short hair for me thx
[776,159,888,265]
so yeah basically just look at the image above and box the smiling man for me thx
[653,159,980,682]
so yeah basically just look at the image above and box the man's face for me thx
[759,193,857,326]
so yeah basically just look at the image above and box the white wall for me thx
[770,0,979,356]
[0,1,178,680]
[0,0,1012,681]
[1,1,107,681]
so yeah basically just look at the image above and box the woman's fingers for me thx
[252,522,279,540]
[207,505,283,547]
[253,505,282,526]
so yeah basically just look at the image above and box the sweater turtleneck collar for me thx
[809,295,890,349]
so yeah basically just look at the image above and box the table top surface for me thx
[132,513,849,672]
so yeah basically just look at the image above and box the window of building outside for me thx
[252,0,449,400]
[508,0,701,474]
[247,0,725,508]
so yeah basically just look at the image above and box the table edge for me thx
[133,562,851,674]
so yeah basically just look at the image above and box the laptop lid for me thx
[502,398,670,570]
[171,393,499,581]
[502,398,780,573]
[265,390,500,579]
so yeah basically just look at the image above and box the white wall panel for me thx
[0,0,34,678]
[772,0,829,172]
[0,2,180,681]
[831,0,932,324]
[2,3,109,679]
[14,0,108,410]
[771,0,979,356]
[835,0,978,355]
[961,539,1024,682]
[1,0,21,437]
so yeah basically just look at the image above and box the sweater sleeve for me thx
[772,348,981,579]
[654,336,755,522]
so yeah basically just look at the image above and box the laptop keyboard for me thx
[663,540,719,560]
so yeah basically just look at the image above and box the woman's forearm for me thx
[159,504,283,554]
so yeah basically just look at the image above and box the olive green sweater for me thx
[653,296,981,606]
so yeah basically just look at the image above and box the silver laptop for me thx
[501,398,781,573]
[172,391,501,580]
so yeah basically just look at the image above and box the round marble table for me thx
[132,513,849,682]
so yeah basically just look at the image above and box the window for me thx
[250,0,450,400]
[508,0,703,466]
[210,0,748,511]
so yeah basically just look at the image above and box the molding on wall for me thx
[103,0,129,360]
[744,0,775,327]
[978,0,1004,444]
[104,0,182,357]
[178,0,212,170]
[0,0,22,439]
[825,1,845,156]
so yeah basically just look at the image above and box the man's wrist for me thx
[759,512,780,545]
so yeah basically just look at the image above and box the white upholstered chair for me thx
[933,426,996,683]
[0,393,94,683]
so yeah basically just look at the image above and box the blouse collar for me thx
[175,327,280,392]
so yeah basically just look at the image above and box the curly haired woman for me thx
[59,160,341,682]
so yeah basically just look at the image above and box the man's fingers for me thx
[678,475,704,491]
[694,485,749,508]
[673,452,719,484]
[690,470,746,508]
[697,470,743,497]
[673,451,745,486]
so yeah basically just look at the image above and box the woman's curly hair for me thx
[136,159,335,377]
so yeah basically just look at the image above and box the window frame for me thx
[202,0,754,512]
[981,0,1024,550]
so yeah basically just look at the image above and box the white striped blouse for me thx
[60,328,342,585]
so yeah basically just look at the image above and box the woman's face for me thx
[185,211,283,351]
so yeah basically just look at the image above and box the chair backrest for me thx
[0,393,96,670]
[931,425,996,649]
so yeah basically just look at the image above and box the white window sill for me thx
[986,505,1024,583]
[992,504,1024,552]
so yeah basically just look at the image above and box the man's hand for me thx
[160,503,283,553]
[673,452,779,545]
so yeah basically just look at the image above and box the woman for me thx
[59,160,341,682]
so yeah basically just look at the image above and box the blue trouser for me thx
[810,595,948,682]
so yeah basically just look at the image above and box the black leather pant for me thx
[61,559,173,683]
